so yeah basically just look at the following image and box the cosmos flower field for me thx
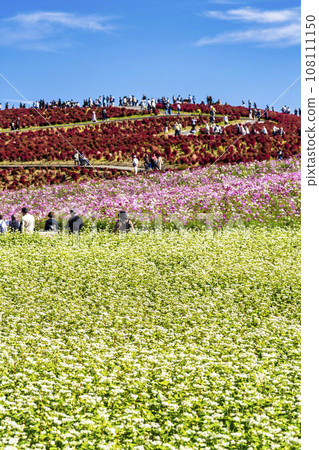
[0,157,300,229]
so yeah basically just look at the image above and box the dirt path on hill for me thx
[0,163,146,172]
[0,111,209,135]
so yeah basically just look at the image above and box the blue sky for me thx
[0,0,301,109]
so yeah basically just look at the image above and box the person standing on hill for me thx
[102,109,108,121]
[224,115,228,125]
[157,155,163,170]
[132,155,139,175]
[174,121,182,137]
[278,149,283,161]
[144,154,150,171]
[73,152,80,166]
[177,101,181,115]
[152,154,158,170]
[190,118,197,135]
[92,111,97,123]
[149,155,155,170]
[20,207,35,233]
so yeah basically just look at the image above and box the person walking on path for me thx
[278,149,283,161]
[150,155,156,170]
[132,155,139,175]
[144,154,150,171]
[20,207,35,233]
[224,115,228,125]
[92,111,97,123]
[102,109,108,121]
[73,152,80,166]
[190,118,197,135]
[174,121,182,137]
[44,212,60,232]
[177,101,181,115]
[0,214,7,234]
[67,210,84,233]
[157,155,163,170]
[152,154,159,170]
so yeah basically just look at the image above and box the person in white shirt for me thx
[177,101,181,115]
[157,155,163,170]
[20,207,35,233]
[0,214,7,233]
[132,156,139,175]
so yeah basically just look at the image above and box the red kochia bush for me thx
[0,111,301,168]
[0,106,150,130]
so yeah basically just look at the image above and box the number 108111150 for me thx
[305,15,316,82]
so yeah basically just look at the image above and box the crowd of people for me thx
[143,154,163,172]
[131,154,164,174]
[0,96,301,116]
[72,152,90,166]
[0,208,136,234]
[0,208,84,234]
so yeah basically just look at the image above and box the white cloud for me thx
[7,11,114,32]
[197,6,300,48]
[0,11,116,51]
[195,22,301,47]
[204,7,300,23]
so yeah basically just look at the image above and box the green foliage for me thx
[0,227,300,448]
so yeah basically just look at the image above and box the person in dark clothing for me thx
[278,149,283,161]
[144,154,150,171]
[102,109,108,121]
[79,153,89,166]
[113,211,135,233]
[44,212,60,232]
[67,210,84,233]
[8,215,20,231]
[149,155,156,170]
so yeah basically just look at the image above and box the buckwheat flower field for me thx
[0,227,300,449]
[0,158,300,229]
